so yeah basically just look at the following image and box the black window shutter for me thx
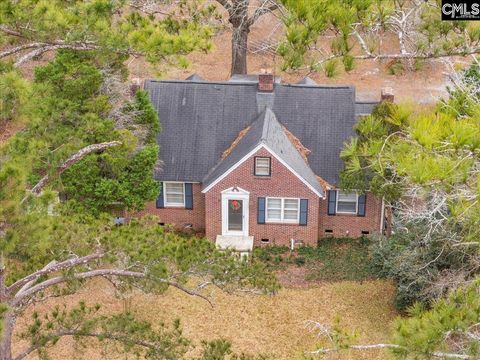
[327,190,336,215]
[299,199,308,226]
[185,183,193,210]
[156,182,164,209]
[257,197,266,224]
[357,194,366,217]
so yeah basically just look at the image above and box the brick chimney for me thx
[258,68,274,92]
[381,87,394,102]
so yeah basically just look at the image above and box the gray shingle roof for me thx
[185,74,203,81]
[229,74,282,84]
[203,108,324,196]
[297,76,317,85]
[144,79,370,186]
[356,101,379,116]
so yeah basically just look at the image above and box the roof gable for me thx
[145,78,370,185]
[202,109,324,197]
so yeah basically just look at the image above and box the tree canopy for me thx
[307,61,480,359]
[279,0,480,74]
[0,0,214,69]
[0,5,278,358]
[0,50,161,218]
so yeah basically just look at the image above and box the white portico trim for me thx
[221,186,250,237]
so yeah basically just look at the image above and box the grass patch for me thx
[302,237,377,281]
[254,237,378,282]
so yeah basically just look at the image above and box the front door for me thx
[221,188,249,236]
[227,199,244,233]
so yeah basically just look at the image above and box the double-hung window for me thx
[336,191,358,214]
[266,198,299,223]
[164,182,185,207]
[254,157,271,176]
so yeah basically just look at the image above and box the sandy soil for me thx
[127,13,451,103]
[13,277,397,360]
[0,121,20,143]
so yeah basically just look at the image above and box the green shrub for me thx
[294,256,306,266]
[273,255,283,265]
[324,60,338,78]
[253,246,289,269]
[343,55,355,72]
[301,238,376,281]
[369,228,475,311]
[387,60,404,75]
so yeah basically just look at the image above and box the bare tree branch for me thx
[13,43,98,68]
[0,43,46,59]
[247,0,280,27]
[7,251,104,296]
[13,329,166,360]
[27,141,121,197]
[306,321,474,359]
[0,25,22,37]
[308,344,473,359]
[11,268,213,308]
[215,0,233,15]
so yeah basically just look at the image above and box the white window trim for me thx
[335,190,358,215]
[265,197,300,224]
[254,156,271,176]
[163,181,186,208]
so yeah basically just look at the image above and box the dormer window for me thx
[254,157,271,176]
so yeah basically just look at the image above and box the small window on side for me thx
[254,157,271,176]
[164,182,185,207]
[336,191,358,214]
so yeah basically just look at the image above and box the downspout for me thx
[379,197,385,233]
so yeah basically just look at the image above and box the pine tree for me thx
[279,0,480,74]
[0,0,214,69]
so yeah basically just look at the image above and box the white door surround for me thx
[221,187,249,236]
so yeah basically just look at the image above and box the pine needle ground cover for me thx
[14,278,397,359]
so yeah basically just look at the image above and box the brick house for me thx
[142,74,389,250]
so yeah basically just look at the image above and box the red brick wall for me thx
[141,183,206,232]
[139,151,385,245]
[318,193,383,238]
[205,148,320,247]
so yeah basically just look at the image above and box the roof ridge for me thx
[145,78,356,90]
[145,79,257,86]
[260,108,274,141]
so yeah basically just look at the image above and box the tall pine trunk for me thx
[0,312,16,360]
[0,267,13,360]
[230,24,249,75]
[229,0,250,75]
[0,314,14,360]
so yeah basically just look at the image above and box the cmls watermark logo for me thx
[442,1,480,20]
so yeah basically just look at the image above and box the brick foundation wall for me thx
[318,193,382,238]
[205,148,320,247]
[141,183,206,232]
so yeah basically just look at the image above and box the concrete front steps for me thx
[215,235,254,253]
